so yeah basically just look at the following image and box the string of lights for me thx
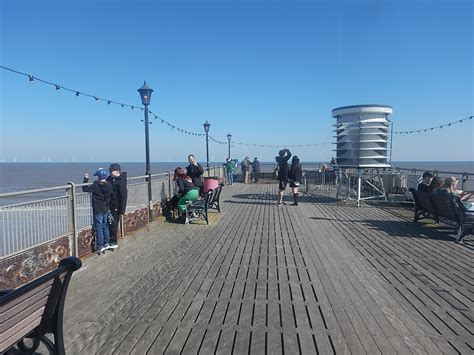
[0,65,143,111]
[148,110,206,136]
[393,116,473,135]
[228,141,333,148]
[2,65,472,146]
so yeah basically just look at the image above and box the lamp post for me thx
[227,133,232,159]
[203,121,211,173]
[137,81,154,222]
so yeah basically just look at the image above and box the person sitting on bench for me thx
[171,167,200,220]
[418,171,434,193]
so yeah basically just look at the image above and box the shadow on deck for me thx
[63,183,473,354]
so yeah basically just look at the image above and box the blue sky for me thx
[0,0,472,163]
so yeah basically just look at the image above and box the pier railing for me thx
[0,166,225,262]
[301,167,473,204]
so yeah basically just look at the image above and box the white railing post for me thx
[67,182,78,257]
[168,171,172,199]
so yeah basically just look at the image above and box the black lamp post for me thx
[203,121,211,172]
[227,132,232,159]
[137,81,154,222]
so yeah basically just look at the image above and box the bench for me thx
[186,185,223,225]
[411,190,473,242]
[251,172,276,182]
[0,257,82,354]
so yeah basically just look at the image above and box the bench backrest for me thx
[412,190,436,214]
[210,185,222,205]
[0,257,82,353]
[431,194,460,223]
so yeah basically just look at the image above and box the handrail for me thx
[393,166,473,175]
[0,185,71,198]
[0,165,226,259]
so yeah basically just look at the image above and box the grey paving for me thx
[63,183,473,354]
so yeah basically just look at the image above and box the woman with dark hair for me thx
[429,176,443,193]
[172,167,199,217]
[289,156,303,206]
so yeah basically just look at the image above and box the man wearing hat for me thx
[107,163,128,249]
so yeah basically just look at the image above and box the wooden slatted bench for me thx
[251,172,276,182]
[411,190,473,242]
[0,257,82,355]
[186,185,223,225]
[208,184,223,212]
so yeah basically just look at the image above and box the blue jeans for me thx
[94,212,110,250]
[227,171,234,185]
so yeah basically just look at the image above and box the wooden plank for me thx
[60,184,473,354]
[232,329,251,354]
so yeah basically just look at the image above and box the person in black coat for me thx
[186,154,204,193]
[275,148,292,206]
[252,157,261,183]
[106,163,128,248]
[417,171,434,193]
[288,156,303,206]
[82,169,113,254]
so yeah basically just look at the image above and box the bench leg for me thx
[17,336,41,353]
[456,226,464,242]
[414,209,421,223]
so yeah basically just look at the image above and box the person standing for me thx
[106,163,127,249]
[251,157,261,183]
[225,158,235,185]
[186,154,204,194]
[83,169,113,255]
[275,148,292,206]
[289,156,302,206]
[241,156,250,183]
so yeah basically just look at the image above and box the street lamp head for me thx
[137,81,153,106]
[203,120,211,133]
[227,132,232,141]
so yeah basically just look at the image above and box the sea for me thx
[0,161,473,205]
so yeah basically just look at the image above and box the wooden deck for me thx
[63,183,473,354]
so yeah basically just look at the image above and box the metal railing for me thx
[0,166,225,258]
[301,166,474,206]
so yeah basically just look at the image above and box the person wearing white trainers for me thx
[275,148,292,206]
[106,163,127,250]
[82,169,113,255]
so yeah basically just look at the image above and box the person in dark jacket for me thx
[241,156,251,183]
[83,169,113,255]
[106,163,127,249]
[288,156,302,206]
[275,148,292,206]
[186,154,204,193]
[417,171,433,193]
[251,157,261,183]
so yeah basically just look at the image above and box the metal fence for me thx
[0,167,224,258]
[301,167,474,206]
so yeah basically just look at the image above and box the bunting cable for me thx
[2,65,472,146]
[393,116,473,135]
[0,65,142,111]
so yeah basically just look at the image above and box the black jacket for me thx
[417,183,431,193]
[177,177,198,195]
[186,163,204,187]
[82,179,113,214]
[289,163,302,183]
[251,160,261,173]
[275,149,292,181]
[107,172,128,214]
